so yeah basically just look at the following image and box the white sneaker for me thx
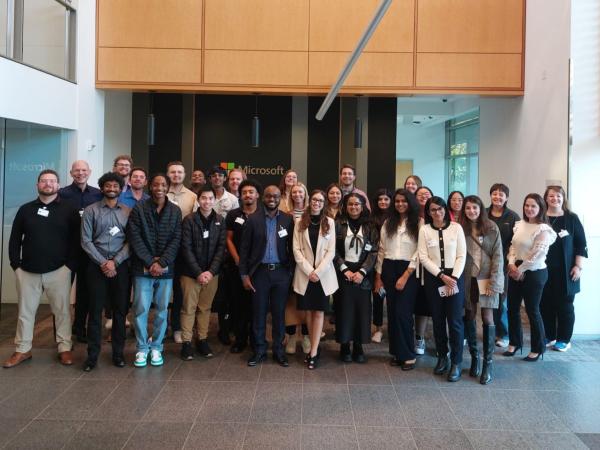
[495,338,509,348]
[134,352,147,367]
[415,336,425,355]
[173,331,183,344]
[150,349,163,366]
[285,334,297,354]
[302,335,311,354]
[104,319,113,330]
[371,330,383,343]
[545,339,557,348]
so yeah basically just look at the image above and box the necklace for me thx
[548,213,563,227]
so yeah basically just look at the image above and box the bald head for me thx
[70,160,92,186]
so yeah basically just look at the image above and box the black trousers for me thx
[86,262,130,362]
[381,259,418,361]
[73,254,92,335]
[169,257,184,332]
[424,270,465,364]
[540,266,575,343]
[372,290,384,327]
[251,266,292,356]
[228,264,253,346]
[508,268,548,353]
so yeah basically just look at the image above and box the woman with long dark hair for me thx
[334,193,379,363]
[505,194,556,362]
[292,190,338,369]
[460,195,504,384]
[448,191,464,223]
[374,189,420,370]
[325,183,343,220]
[540,186,587,352]
[418,196,466,381]
[370,188,393,343]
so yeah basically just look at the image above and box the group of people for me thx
[3,158,587,385]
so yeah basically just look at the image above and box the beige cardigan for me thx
[292,216,339,296]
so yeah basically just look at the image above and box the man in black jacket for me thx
[180,186,226,359]
[128,174,182,368]
[239,185,294,367]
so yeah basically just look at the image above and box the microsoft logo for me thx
[220,162,236,171]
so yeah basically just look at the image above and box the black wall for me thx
[367,98,397,195]
[307,97,340,191]
[194,95,292,188]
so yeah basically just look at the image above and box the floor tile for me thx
[259,360,304,383]
[394,387,461,430]
[64,420,137,450]
[196,381,257,423]
[345,362,391,385]
[184,422,247,449]
[215,353,261,382]
[388,366,439,387]
[411,428,474,450]
[575,433,600,449]
[349,385,406,427]
[126,354,182,380]
[302,384,353,426]
[441,387,513,430]
[170,356,222,381]
[250,382,302,424]
[143,380,210,422]
[464,429,529,449]
[519,432,589,450]
[0,419,31,447]
[4,419,82,450]
[355,426,416,449]
[491,390,568,432]
[243,423,301,449]
[0,378,74,420]
[91,380,165,421]
[124,421,192,449]
[41,379,119,420]
[301,425,358,450]
[302,363,347,385]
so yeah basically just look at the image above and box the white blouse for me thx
[507,221,557,273]
[376,220,418,274]
[418,222,466,279]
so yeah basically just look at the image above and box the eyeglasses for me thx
[311,198,325,204]
[115,163,131,168]
[429,207,444,214]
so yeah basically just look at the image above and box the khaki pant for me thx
[180,274,219,341]
[15,266,72,353]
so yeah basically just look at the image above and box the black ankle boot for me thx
[464,319,481,377]
[480,325,495,385]
[352,342,366,363]
[340,343,352,363]
[447,363,462,382]
[433,353,450,375]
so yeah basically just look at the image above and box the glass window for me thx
[0,0,7,57]
[22,0,68,78]
[446,110,479,195]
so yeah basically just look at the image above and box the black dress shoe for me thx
[340,343,352,363]
[447,363,462,382]
[217,330,231,346]
[433,354,450,375]
[83,360,96,372]
[273,354,289,367]
[352,343,367,364]
[230,342,246,354]
[390,358,402,366]
[401,361,416,371]
[247,353,267,367]
[113,356,126,368]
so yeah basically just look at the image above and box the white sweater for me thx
[507,221,557,273]
[418,222,466,279]
[376,220,418,273]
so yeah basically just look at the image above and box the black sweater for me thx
[180,210,227,279]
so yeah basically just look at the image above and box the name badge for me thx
[203,230,209,238]
[37,208,49,217]
[364,243,372,251]
[109,226,120,236]
[426,239,437,248]
[558,229,569,238]
[278,228,288,238]
[79,209,84,217]
[235,217,245,225]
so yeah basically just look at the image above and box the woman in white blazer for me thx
[293,190,338,369]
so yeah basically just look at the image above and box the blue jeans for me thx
[133,276,173,353]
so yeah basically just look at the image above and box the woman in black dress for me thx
[540,186,587,352]
[292,190,338,369]
[334,193,379,363]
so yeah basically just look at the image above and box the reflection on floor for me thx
[0,304,599,449]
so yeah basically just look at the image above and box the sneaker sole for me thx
[415,349,425,355]
[554,343,571,352]
[150,360,164,366]
[134,362,147,367]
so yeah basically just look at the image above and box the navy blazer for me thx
[238,206,295,277]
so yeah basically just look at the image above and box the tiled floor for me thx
[0,304,600,449]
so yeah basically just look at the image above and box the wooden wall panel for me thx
[97,0,202,48]
[309,52,413,87]
[204,0,309,51]
[204,50,308,86]
[416,53,522,88]
[417,0,523,53]
[97,48,202,83]
[309,0,414,52]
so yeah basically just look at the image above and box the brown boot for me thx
[58,351,73,366]
[3,351,32,368]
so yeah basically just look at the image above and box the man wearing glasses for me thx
[4,170,80,368]
[239,185,295,367]
[113,155,133,195]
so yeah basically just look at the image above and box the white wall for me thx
[570,0,600,335]
[103,91,133,174]
[396,122,446,195]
